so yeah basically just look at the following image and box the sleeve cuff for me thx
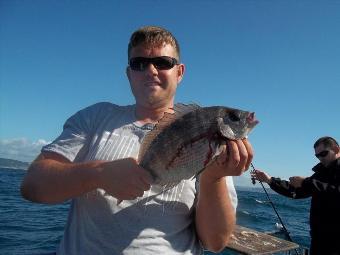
[301,177,313,190]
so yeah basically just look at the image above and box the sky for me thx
[1,0,339,183]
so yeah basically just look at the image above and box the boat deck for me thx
[225,225,300,255]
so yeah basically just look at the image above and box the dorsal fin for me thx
[173,103,201,116]
[138,103,201,162]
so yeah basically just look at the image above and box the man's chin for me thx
[322,161,331,167]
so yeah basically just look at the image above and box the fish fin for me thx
[173,103,201,117]
[191,157,217,180]
[138,103,201,162]
[191,167,206,180]
[163,182,179,189]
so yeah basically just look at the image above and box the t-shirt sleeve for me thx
[41,104,97,162]
[228,177,238,211]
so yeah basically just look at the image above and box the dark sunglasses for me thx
[129,56,179,71]
[315,150,329,158]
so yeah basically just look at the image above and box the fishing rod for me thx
[250,163,300,255]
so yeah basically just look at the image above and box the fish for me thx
[138,103,259,186]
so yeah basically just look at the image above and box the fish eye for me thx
[228,112,240,122]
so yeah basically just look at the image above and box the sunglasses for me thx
[315,150,329,158]
[129,56,179,71]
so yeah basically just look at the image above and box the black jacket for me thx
[269,158,340,251]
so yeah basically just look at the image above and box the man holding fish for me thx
[21,26,256,254]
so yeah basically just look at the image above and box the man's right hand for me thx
[21,152,153,204]
[98,158,153,201]
[251,169,272,184]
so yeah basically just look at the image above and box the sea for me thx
[0,167,311,255]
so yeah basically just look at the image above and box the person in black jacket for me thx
[252,136,340,255]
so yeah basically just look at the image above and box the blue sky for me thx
[1,1,339,182]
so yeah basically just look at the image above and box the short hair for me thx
[314,136,339,149]
[128,26,180,60]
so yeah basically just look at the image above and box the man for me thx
[252,136,340,255]
[21,26,253,255]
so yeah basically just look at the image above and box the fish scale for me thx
[139,103,259,186]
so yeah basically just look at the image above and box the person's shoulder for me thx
[312,162,324,173]
[81,102,134,114]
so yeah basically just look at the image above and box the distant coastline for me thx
[0,158,30,170]
[0,157,268,193]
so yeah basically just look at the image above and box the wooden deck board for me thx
[225,225,300,255]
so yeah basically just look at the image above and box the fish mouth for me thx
[247,112,259,127]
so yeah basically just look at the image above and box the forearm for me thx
[21,158,103,204]
[269,178,296,197]
[270,177,311,199]
[195,174,235,253]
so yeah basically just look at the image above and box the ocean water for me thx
[0,168,310,254]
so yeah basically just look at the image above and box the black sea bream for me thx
[138,104,259,186]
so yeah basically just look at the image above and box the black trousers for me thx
[310,236,340,255]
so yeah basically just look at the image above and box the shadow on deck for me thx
[206,225,308,255]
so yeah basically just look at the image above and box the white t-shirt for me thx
[42,102,238,255]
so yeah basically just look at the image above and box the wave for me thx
[255,199,268,204]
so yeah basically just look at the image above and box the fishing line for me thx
[250,163,300,255]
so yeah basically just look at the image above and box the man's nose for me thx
[144,63,158,75]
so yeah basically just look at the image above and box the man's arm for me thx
[291,175,340,195]
[252,170,311,199]
[195,139,252,253]
[20,152,152,204]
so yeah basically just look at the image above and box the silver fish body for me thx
[138,104,258,186]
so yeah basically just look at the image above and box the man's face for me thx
[126,43,185,110]
[314,144,338,167]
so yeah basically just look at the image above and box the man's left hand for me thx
[202,139,253,182]
[289,176,305,188]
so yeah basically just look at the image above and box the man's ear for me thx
[177,63,185,84]
[126,66,131,81]
[333,145,340,154]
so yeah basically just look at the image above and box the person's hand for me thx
[98,158,153,201]
[289,176,305,188]
[251,169,272,184]
[201,139,253,183]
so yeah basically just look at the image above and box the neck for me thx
[135,102,174,124]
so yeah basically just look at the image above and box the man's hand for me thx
[251,169,272,184]
[289,176,305,188]
[98,158,153,201]
[202,139,253,182]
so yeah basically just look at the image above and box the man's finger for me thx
[235,139,248,172]
[242,139,254,170]
[216,143,228,165]
[226,140,240,169]
[139,169,154,186]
